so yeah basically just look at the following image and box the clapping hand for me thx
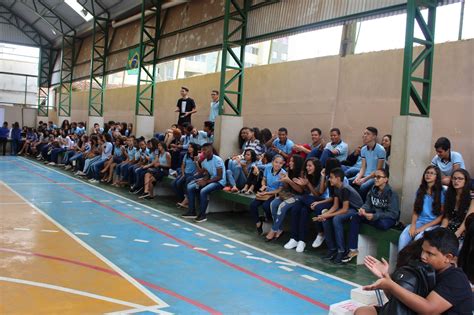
[364,255,389,279]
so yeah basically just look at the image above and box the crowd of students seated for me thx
[1,115,473,313]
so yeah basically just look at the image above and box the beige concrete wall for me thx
[14,39,472,173]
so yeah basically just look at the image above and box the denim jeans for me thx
[249,197,274,224]
[351,178,375,201]
[289,194,322,242]
[322,208,358,253]
[398,222,439,252]
[270,197,297,231]
[306,148,322,159]
[128,164,142,186]
[172,173,197,200]
[319,149,336,168]
[84,155,101,173]
[133,167,148,189]
[342,166,360,178]
[90,158,107,180]
[11,139,20,155]
[348,215,396,250]
[62,150,76,164]
[50,147,66,163]
[312,200,334,234]
[187,181,223,216]
[226,160,247,188]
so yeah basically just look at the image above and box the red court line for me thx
[0,248,222,315]
[13,161,330,310]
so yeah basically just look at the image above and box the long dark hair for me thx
[304,158,322,186]
[238,127,249,149]
[186,142,199,159]
[413,165,443,216]
[288,155,304,179]
[259,128,272,144]
[445,169,471,222]
[325,157,341,177]
[244,148,257,163]
[458,213,474,284]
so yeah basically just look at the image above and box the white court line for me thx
[1,179,168,308]
[278,266,294,272]
[162,243,179,248]
[100,235,117,239]
[195,232,205,237]
[259,258,272,264]
[81,200,92,203]
[41,229,59,233]
[151,214,160,218]
[240,250,253,256]
[134,207,141,210]
[100,200,111,203]
[20,158,360,287]
[301,275,318,281]
[40,201,52,204]
[193,247,208,251]
[13,228,30,231]
[127,204,133,207]
[246,256,261,261]
[61,201,73,203]
[209,238,220,242]
[116,200,126,204]
[74,232,89,236]
[224,244,236,249]
[106,305,171,315]
[218,251,234,256]
[275,261,297,267]
[133,239,150,243]
[182,227,192,232]
[0,276,148,309]
[142,211,150,214]
[171,223,180,227]
[161,218,169,222]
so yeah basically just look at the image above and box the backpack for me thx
[379,260,436,315]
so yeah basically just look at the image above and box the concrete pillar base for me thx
[214,115,243,158]
[88,116,104,135]
[135,115,155,139]
[58,116,71,129]
[390,116,433,223]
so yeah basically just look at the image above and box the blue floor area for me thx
[0,157,357,314]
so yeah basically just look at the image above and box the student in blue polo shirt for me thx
[183,143,225,223]
[265,127,294,161]
[0,122,9,156]
[249,155,286,235]
[431,137,465,186]
[319,128,349,167]
[351,127,386,200]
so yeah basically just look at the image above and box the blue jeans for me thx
[322,208,358,253]
[270,197,297,231]
[62,150,76,164]
[307,148,323,159]
[133,167,148,189]
[320,149,336,168]
[249,197,274,224]
[50,147,66,163]
[172,173,197,200]
[84,155,101,173]
[312,200,334,234]
[89,158,107,180]
[398,222,439,252]
[289,194,322,242]
[11,139,20,155]
[348,215,396,250]
[351,178,375,201]
[226,160,247,188]
[187,181,223,216]
[128,164,142,186]
[343,166,360,178]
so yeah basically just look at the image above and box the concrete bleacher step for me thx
[329,287,387,314]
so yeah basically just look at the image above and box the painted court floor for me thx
[0,157,358,314]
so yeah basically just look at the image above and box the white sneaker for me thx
[48,162,56,166]
[312,234,325,248]
[64,165,72,170]
[169,170,177,177]
[284,238,298,249]
[89,179,98,183]
[76,171,86,176]
[296,241,306,253]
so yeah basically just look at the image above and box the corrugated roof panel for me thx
[0,23,38,47]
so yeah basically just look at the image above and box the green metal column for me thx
[88,15,109,116]
[58,35,75,117]
[400,0,437,116]
[218,0,250,116]
[37,47,53,116]
[135,0,162,116]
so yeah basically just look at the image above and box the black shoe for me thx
[341,250,359,263]
[144,195,154,200]
[129,186,136,193]
[194,214,207,223]
[322,250,337,261]
[181,212,197,218]
[332,252,345,265]
[256,223,263,235]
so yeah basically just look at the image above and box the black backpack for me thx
[379,260,436,315]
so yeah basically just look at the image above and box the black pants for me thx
[0,138,7,155]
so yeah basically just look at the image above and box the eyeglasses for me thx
[452,176,465,181]
[374,175,386,179]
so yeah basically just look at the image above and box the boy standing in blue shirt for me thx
[0,122,9,156]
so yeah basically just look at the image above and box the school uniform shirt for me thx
[263,164,286,192]
[126,146,137,160]
[361,143,386,176]
[176,97,196,123]
[183,154,197,175]
[84,143,92,153]
[101,142,113,159]
[180,134,191,150]
[324,140,348,162]
[190,131,213,146]
[201,154,226,186]
[431,151,465,177]
[417,189,446,225]
[433,266,473,315]
[332,182,364,209]
[113,146,123,157]
[272,138,294,155]
[209,101,219,122]
[0,127,9,139]
[75,126,86,136]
